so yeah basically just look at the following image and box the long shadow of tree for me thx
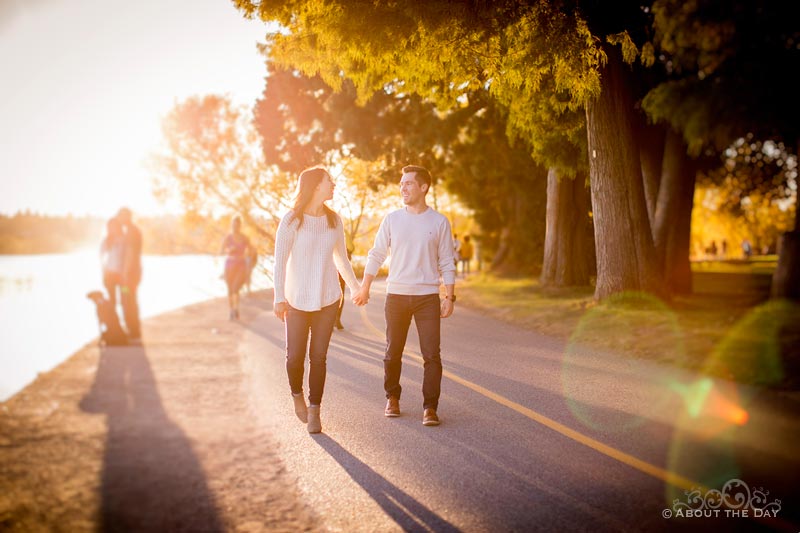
[80,345,222,532]
[311,433,461,533]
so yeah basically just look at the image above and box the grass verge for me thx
[457,273,799,390]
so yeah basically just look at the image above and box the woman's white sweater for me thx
[273,210,360,312]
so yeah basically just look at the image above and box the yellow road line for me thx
[359,306,702,492]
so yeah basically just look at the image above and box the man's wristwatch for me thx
[445,294,456,302]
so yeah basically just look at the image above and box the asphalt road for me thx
[238,284,800,532]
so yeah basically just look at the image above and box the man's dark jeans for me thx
[285,301,339,406]
[384,293,442,410]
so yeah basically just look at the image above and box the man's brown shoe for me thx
[384,397,400,417]
[423,408,440,426]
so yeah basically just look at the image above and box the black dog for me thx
[86,290,128,346]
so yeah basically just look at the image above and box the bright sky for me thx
[0,0,271,218]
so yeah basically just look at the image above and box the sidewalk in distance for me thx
[0,292,318,532]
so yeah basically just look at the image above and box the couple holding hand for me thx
[272,165,456,434]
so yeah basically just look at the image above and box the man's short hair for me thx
[402,165,432,189]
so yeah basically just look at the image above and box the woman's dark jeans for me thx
[384,293,442,410]
[285,301,339,405]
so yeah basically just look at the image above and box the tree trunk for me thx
[490,168,548,274]
[653,129,697,294]
[491,225,511,270]
[638,121,666,230]
[541,167,595,286]
[586,44,662,300]
[490,194,522,272]
[771,143,800,299]
[770,231,800,300]
[664,174,696,295]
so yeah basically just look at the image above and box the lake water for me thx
[0,252,272,401]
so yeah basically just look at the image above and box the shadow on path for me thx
[311,433,461,533]
[80,345,223,532]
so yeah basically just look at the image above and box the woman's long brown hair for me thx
[290,166,337,229]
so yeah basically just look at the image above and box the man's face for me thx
[400,172,426,205]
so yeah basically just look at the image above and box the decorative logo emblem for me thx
[662,479,781,519]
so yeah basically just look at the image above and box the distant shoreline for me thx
[0,254,272,402]
[0,212,233,256]
[0,251,218,256]
[0,288,274,403]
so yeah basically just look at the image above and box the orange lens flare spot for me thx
[702,385,749,427]
[673,379,748,426]
[728,406,749,426]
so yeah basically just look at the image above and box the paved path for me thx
[240,283,800,532]
[3,286,797,532]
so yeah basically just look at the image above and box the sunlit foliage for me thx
[150,94,294,251]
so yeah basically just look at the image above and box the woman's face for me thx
[318,173,335,201]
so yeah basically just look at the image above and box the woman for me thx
[273,167,360,433]
[220,215,252,320]
[99,216,125,309]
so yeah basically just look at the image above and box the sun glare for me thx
[0,0,272,218]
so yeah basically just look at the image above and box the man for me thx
[353,165,456,426]
[117,207,143,342]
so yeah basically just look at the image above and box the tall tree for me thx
[585,42,662,298]
[439,94,549,272]
[151,95,293,249]
[652,129,698,293]
[255,63,552,271]
[230,1,659,297]
[238,0,797,298]
[645,0,800,299]
[253,64,447,253]
[541,168,594,286]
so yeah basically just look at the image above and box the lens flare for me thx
[703,299,799,386]
[561,291,684,433]
[665,299,798,505]
[669,378,749,431]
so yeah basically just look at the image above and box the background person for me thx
[742,239,753,258]
[220,215,252,320]
[117,207,142,342]
[99,216,125,310]
[459,234,473,275]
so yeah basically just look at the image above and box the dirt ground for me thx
[0,294,319,532]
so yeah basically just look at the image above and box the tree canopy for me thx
[236,0,597,176]
[254,62,548,270]
[229,0,797,296]
[151,94,294,248]
[645,0,800,155]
